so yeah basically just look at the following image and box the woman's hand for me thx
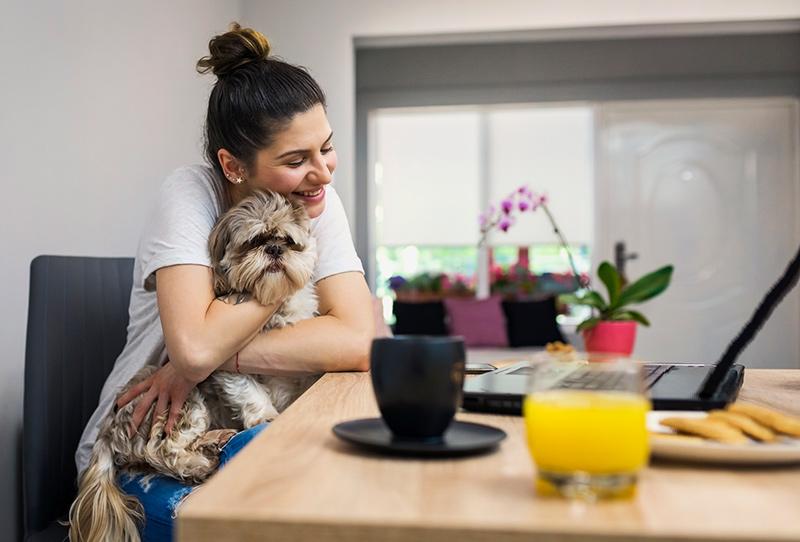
[116,362,199,437]
[155,265,276,383]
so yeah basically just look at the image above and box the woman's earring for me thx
[227,173,245,184]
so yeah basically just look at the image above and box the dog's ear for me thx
[289,196,311,230]
[212,268,232,298]
[208,213,230,267]
[208,211,235,296]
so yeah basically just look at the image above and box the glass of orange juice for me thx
[523,359,650,500]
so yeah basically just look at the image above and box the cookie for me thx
[708,410,776,442]
[659,416,749,444]
[545,341,574,353]
[545,341,576,361]
[728,402,800,438]
[649,432,705,445]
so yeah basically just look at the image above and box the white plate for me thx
[648,411,800,465]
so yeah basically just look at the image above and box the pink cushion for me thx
[443,296,508,347]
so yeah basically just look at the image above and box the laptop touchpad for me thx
[649,365,711,399]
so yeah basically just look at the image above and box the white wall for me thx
[241,0,800,221]
[0,1,240,538]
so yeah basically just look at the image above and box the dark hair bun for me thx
[196,22,271,77]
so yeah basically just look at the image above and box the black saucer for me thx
[332,418,506,457]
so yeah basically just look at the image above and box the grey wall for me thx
[0,1,239,539]
[357,33,800,104]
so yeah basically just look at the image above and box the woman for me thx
[74,23,373,540]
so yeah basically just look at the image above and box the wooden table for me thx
[178,370,800,542]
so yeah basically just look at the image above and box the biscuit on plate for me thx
[728,402,800,438]
[708,410,776,442]
[649,432,705,445]
[659,417,749,445]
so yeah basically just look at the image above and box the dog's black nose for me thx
[266,244,283,257]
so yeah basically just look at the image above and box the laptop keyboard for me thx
[560,368,626,390]
[506,363,673,390]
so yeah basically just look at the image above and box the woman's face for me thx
[240,103,337,219]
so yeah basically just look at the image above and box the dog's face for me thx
[208,190,317,306]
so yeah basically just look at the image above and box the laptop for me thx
[462,359,745,413]
[463,241,800,415]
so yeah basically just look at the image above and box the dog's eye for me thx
[247,234,269,248]
[285,236,304,251]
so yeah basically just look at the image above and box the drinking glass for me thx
[523,358,650,500]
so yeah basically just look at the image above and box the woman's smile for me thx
[291,186,326,204]
[223,104,336,218]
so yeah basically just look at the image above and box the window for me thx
[371,104,594,319]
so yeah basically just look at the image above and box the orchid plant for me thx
[560,261,674,332]
[478,185,588,290]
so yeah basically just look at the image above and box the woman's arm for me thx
[119,268,372,433]
[220,271,374,375]
[117,263,279,434]
[156,264,278,382]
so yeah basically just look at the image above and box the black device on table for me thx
[465,363,496,375]
[463,242,800,415]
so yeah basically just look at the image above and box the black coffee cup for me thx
[370,335,466,440]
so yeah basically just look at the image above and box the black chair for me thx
[501,296,566,347]
[391,300,448,336]
[23,256,134,542]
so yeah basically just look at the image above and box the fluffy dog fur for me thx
[69,190,319,541]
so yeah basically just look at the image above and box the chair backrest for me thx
[502,297,566,347]
[23,255,134,536]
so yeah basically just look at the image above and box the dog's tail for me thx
[68,424,143,542]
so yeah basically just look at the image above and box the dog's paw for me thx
[195,429,238,453]
[242,404,279,428]
[216,291,252,305]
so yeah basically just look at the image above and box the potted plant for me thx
[560,261,674,356]
[490,264,539,300]
[388,272,446,302]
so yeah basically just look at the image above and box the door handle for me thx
[614,241,638,284]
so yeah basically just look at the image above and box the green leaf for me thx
[558,293,581,305]
[584,291,609,311]
[597,261,622,306]
[608,310,651,326]
[560,290,608,311]
[612,265,674,310]
[576,317,602,332]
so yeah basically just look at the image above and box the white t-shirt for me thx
[75,165,363,475]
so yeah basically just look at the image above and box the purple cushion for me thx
[443,296,508,347]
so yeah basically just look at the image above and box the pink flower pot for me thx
[582,321,637,356]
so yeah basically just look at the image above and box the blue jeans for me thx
[118,423,267,542]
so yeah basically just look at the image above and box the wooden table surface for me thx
[178,369,800,542]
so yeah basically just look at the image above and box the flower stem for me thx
[540,203,587,290]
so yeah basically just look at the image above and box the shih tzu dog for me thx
[69,190,319,542]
